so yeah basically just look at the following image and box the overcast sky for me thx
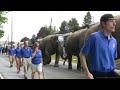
[1,11,120,42]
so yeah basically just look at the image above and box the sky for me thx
[1,11,120,43]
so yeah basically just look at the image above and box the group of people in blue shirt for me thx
[7,41,43,79]
[0,46,8,55]
[1,13,120,79]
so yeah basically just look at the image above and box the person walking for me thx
[8,46,15,68]
[21,41,32,79]
[15,42,22,74]
[31,42,43,79]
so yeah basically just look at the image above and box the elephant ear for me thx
[50,36,59,48]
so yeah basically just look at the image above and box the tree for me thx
[30,34,36,45]
[59,20,68,34]
[82,11,92,27]
[0,11,8,38]
[0,30,4,38]
[36,25,58,39]
[20,37,30,42]
[36,26,50,39]
[68,18,79,32]
[8,41,15,45]
[48,26,58,34]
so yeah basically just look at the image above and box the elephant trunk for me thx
[60,46,67,60]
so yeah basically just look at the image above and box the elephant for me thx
[37,34,67,67]
[62,28,87,70]
[84,16,120,60]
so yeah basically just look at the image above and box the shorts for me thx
[15,57,21,61]
[31,63,42,72]
[9,55,15,62]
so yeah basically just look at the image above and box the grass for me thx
[52,55,120,67]
[115,59,120,69]
[51,54,77,64]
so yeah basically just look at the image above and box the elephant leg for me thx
[46,55,51,64]
[77,55,81,70]
[77,56,84,71]
[43,55,47,65]
[68,55,72,69]
[45,50,51,64]
[54,53,60,67]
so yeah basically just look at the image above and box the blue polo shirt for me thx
[15,47,21,58]
[81,30,117,73]
[32,49,42,64]
[0,47,2,52]
[8,47,15,56]
[21,47,33,58]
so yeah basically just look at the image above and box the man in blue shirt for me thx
[80,14,118,79]
[21,41,32,79]
[8,46,15,68]
[15,42,22,74]
[0,46,3,54]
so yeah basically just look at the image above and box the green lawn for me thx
[52,55,120,67]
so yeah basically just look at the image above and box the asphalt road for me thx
[0,54,86,79]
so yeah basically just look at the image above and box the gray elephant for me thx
[37,34,66,67]
[62,28,87,70]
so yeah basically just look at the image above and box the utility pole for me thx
[8,34,9,46]
[11,16,13,47]
[50,18,52,31]
[92,16,94,23]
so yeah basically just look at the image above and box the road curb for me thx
[0,72,5,79]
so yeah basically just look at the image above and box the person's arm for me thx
[79,34,95,79]
[41,58,43,64]
[80,52,93,79]
[31,48,37,59]
[14,49,16,56]
[31,48,34,58]
[8,49,10,58]
[20,49,23,58]
[114,41,118,59]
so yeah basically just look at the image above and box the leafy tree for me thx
[48,26,58,34]
[0,30,4,38]
[59,20,68,33]
[82,11,92,27]
[20,37,30,42]
[30,34,36,45]
[36,26,50,39]
[68,18,79,32]
[8,41,15,45]
[36,25,58,39]
[0,11,8,38]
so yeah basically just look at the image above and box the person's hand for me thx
[85,72,94,79]
[31,50,36,58]
[34,48,38,52]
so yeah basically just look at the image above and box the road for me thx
[0,54,86,79]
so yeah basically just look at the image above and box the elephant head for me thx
[57,35,66,57]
